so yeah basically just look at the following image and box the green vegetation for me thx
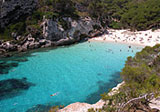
[86,0,160,31]
[98,44,160,112]
[72,0,160,31]
[120,0,160,30]
[1,0,160,40]
[0,22,26,40]
[0,10,43,40]
[0,0,78,40]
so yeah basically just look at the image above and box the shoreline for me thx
[89,29,160,47]
[1,28,160,111]
[1,28,160,58]
[58,82,125,112]
[89,37,146,47]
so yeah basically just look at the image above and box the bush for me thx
[101,44,160,111]
[93,25,101,30]
[108,21,122,29]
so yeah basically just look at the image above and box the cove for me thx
[0,41,143,112]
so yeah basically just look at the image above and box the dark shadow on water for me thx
[0,62,19,74]
[26,101,64,112]
[97,73,103,76]
[26,104,52,112]
[0,53,33,75]
[85,72,122,104]
[0,77,35,100]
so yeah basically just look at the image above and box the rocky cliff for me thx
[0,16,101,56]
[42,17,101,44]
[0,0,103,57]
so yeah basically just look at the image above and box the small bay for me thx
[0,41,143,112]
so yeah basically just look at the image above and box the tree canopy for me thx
[1,0,160,40]
[100,44,160,112]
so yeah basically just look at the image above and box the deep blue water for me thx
[0,41,143,112]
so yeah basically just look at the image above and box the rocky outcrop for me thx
[58,81,160,112]
[0,16,103,56]
[0,0,104,57]
[0,0,38,28]
[149,97,160,110]
[0,34,52,54]
[58,100,105,112]
[42,17,102,44]
[0,0,102,56]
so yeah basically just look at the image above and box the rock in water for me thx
[0,78,35,100]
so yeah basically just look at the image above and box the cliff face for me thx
[0,0,104,56]
[0,17,100,54]
[42,17,100,42]
[0,0,38,28]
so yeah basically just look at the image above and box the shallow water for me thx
[0,41,143,112]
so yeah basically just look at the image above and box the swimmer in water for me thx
[13,103,18,106]
[50,92,59,96]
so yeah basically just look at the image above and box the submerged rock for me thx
[0,78,35,100]
[26,104,52,112]
[0,62,18,74]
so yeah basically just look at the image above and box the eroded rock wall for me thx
[42,17,101,41]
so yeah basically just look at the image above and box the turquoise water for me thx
[0,41,143,112]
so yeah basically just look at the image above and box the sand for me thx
[89,29,160,47]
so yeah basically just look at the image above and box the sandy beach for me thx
[90,29,160,47]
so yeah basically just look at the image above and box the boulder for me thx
[54,38,76,46]
[39,39,47,45]
[0,48,6,54]
[149,97,160,110]
[0,42,17,51]
[28,41,40,49]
